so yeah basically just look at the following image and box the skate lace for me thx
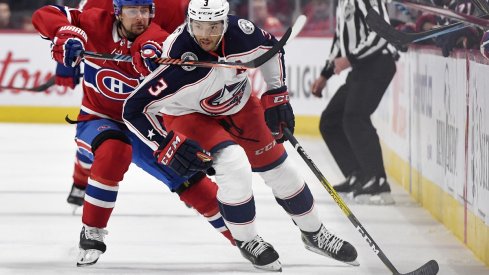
[314,227,344,255]
[242,236,270,257]
[84,226,108,242]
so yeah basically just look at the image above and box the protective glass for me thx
[189,20,225,37]
[121,7,152,19]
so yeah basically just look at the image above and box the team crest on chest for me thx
[238,19,255,34]
[200,79,247,115]
[95,69,140,100]
[181,52,198,71]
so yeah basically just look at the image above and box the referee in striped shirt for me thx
[311,0,397,205]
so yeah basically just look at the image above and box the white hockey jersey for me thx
[123,15,287,149]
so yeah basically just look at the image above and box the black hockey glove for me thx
[260,87,295,143]
[155,131,214,178]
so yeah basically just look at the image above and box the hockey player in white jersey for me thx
[123,0,358,271]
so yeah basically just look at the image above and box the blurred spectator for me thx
[428,0,482,56]
[480,30,489,60]
[250,0,284,36]
[301,0,332,36]
[0,0,12,29]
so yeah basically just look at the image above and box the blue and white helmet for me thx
[113,0,155,18]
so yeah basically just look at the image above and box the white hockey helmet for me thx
[187,0,229,41]
[187,0,230,22]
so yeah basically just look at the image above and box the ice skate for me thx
[77,225,108,266]
[301,224,359,266]
[333,173,361,201]
[67,184,85,213]
[353,177,395,205]
[236,235,282,272]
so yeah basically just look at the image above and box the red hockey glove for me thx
[51,25,87,67]
[154,130,214,178]
[133,40,162,77]
[260,87,295,143]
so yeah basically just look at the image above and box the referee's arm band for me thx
[320,61,334,79]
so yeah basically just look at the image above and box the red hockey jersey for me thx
[80,0,189,34]
[32,5,170,121]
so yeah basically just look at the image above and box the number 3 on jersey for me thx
[148,77,168,96]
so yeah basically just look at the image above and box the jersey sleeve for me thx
[131,22,170,57]
[227,17,287,92]
[123,73,169,151]
[78,0,113,11]
[32,5,84,39]
[348,0,390,64]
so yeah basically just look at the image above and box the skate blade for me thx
[354,192,395,205]
[304,245,360,266]
[337,192,355,203]
[253,259,282,272]
[77,249,103,267]
[71,205,80,215]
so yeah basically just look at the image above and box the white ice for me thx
[0,123,487,275]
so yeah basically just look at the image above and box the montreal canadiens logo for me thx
[95,69,140,101]
[200,80,247,115]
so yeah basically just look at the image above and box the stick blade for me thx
[402,260,439,275]
[290,14,307,40]
[366,9,411,47]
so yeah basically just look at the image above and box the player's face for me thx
[119,6,151,39]
[190,20,224,52]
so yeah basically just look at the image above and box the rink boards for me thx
[0,33,488,266]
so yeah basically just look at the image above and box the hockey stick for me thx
[283,128,439,275]
[366,9,472,47]
[82,15,307,69]
[393,0,489,27]
[470,0,489,15]
[0,76,56,92]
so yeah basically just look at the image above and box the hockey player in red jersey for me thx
[123,0,359,271]
[32,0,234,266]
[53,0,189,208]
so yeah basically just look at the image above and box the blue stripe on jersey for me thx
[209,217,226,229]
[252,152,288,172]
[218,197,255,224]
[85,184,118,203]
[50,5,68,17]
[275,184,314,216]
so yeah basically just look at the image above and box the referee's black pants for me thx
[319,54,396,181]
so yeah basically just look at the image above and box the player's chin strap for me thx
[283,128,440,275]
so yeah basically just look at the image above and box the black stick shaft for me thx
[283,128,439,275]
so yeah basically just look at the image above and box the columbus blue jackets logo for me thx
[95,69,140,100]
[200,80,247,114]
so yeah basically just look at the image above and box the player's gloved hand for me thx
[51,25,87,67]
[434,31,458,57]
[55,63,82,89]
[480,30,489,60]
[154,130,214,178]
[260,87,295,143]
[133,40,162,77]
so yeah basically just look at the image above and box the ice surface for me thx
[0,123,487,274]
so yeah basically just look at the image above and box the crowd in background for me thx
[0,0,334,36]
[389,0,484,56]
[0,0,484,55]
